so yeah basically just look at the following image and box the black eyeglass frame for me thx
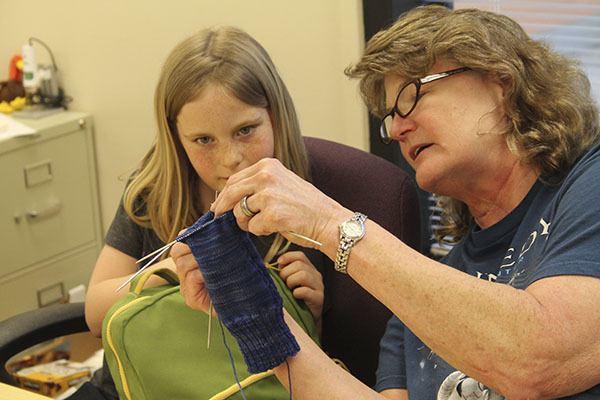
[379,67,470,144]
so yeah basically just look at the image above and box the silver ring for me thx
[240,195,257,217]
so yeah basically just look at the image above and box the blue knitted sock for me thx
[177,211,300,373]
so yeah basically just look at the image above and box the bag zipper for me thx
[210,370,274,400]
[105,296,150,400]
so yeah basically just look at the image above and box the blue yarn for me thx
[178,211,300,374]
[286,359,293,400]
[218,317,248,400]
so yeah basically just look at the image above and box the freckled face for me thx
[176,84,275,202]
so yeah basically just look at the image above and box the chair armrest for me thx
[0,302,88,384]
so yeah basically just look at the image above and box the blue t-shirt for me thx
[376,144,600,399]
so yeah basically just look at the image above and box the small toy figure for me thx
[0,54,26,113]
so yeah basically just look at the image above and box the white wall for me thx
[0,0,368,231]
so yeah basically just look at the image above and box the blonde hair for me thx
[123,27,308,256]
[346,5,600,241]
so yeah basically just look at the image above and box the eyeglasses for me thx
[379,67,470,144]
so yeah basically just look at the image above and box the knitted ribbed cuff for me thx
[179,211,300,373]
[225,307,300,373]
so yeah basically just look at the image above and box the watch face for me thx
[342,220,364,239]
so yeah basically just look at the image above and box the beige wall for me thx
[0,0,368,231]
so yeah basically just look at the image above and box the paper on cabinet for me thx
[0,114,36,141]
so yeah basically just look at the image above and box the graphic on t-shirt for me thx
[497,217,551,287]
[437,371,504,400]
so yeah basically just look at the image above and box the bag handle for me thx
[130,267,180,295]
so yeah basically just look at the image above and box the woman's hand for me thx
[211,158,347,251]
[171,240,213,314]
[277,251,324,320]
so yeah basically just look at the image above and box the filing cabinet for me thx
[0,111,102,320]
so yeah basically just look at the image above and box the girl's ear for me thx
[268,109,275,126]
[168,118,178,135]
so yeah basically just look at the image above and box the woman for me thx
[77,26,324,399]
[175,6,600,400]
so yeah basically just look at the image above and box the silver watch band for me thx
[334,212,367,274]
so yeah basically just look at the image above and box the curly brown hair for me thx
[346,5,600,241]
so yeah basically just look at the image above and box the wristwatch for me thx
[334,212,368,274]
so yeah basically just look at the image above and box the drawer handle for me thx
[37,282,66,307]
[26,200,62,220]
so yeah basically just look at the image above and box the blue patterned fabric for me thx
[178,211,300,373]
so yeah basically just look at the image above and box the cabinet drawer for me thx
[0,246,97,320]
[0,128,97,278]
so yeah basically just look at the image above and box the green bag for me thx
[102,267,319,400]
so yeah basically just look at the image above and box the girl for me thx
[77,26,324,400]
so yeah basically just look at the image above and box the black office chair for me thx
[0,136,421,388]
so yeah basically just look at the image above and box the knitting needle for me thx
[126,191,220,292]
[115,244,171,292]
[135,239,178,265]
[135,230,320,269]
[287,231,322,247]
[124,203,320,292]
[122,232,320,293]
[206,191,220,349]
[207,302,213,349]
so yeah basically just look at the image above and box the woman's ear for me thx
[483,73,509,113]
[492,73,512,100]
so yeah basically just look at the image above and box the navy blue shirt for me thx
[376,144,600,399]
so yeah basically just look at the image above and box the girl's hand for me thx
[278,251,324,320]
